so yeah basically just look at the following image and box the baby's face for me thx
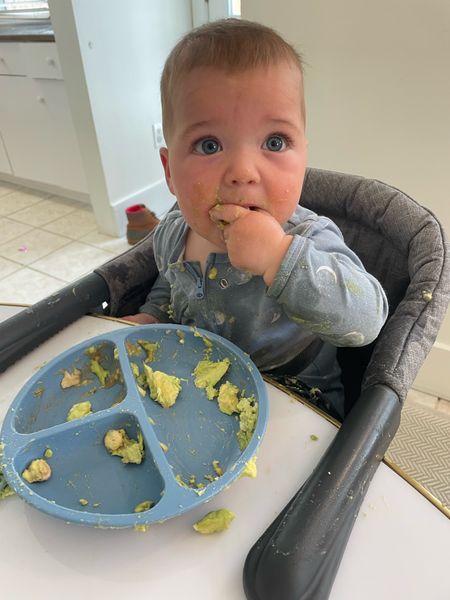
[160,62,307,251]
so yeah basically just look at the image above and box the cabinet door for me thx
[0,76,88,193]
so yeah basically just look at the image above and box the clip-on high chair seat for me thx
[1,168,449,600]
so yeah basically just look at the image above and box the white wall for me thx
[243,0,450,398]
[49,0,193,236]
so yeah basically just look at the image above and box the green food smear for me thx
[22,459,51,483]
[193,358,230,399]
[134,500,154,513]
[217,381,239,415]
[67,400,92,422]
[137,340,159,361]
[0,465,15,500]
[236,397,258,450]
[193,509,235,534]
[90,359,109,386]
[104,429,145,464]
[144,364,181,408]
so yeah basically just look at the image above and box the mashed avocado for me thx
[193,509,235,534]
[193,358,230,399]
[126,341,142,356]
[104,429,145,464]
[130,362,148,389]
[236,397,258,450]
[217,381,239,415]
[143,364,181,408]
[67,400,92,422]
[22,459,52,483]
[240,455,258,478]
[137,340,159,361]
[0,465,15,500]
[212,460,223,476]
[60,368,82,389]
[90,359,108,386]
[134,500,154,513]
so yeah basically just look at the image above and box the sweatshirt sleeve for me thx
[267,215,389,347]
[139,273,172,322]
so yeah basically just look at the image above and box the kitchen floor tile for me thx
[0,256,21,279]
[0,267,65,304]
[0,217,33,244]
[42,208,98,239]
[0,228,71,265]
[31,241,114,282]
[0,188,50,216]
[9,197,78,227]
[80,230,130,255]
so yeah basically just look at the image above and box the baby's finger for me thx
[209,203,249,224]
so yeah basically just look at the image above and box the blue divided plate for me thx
[0,325,268,528]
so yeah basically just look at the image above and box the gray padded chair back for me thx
[299,168,450,408]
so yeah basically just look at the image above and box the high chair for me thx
[1,168,449,600]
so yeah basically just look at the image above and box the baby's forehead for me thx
[174,62,303,98]
[165,62,305,140]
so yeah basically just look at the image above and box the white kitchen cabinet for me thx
[0,42,88,195]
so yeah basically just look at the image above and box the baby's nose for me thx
[225,151,260,186]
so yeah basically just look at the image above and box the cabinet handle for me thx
[46,57,56,67]
[37,96,46,103]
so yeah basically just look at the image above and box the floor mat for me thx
[385,400,450,513]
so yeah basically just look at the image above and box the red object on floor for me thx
[126,204,159,245]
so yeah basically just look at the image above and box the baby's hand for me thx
[121,313,160,324]
[209,204,292,286]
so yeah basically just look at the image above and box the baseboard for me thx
[0,173,90,204]
[411,342,450,400]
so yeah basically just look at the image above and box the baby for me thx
[124,19,388,419]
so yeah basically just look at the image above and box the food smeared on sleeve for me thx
[193,509,235,534]
[22,459,52,483]
[104,429,145,464]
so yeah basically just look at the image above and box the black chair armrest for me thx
[243,384,401,600]
[0,273,109,373]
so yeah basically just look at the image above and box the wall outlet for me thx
[152,122,165,148]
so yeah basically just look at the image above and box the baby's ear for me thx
[159,148,175,195]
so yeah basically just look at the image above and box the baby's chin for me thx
[204,234,227,253]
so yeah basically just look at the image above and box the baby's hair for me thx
[161,18,305,141]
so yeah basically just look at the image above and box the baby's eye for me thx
[263,135,287,152]
[194,138,222,155]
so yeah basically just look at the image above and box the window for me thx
[229,0,241,17]
[0,1,49,16]
[192,0,241,26]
